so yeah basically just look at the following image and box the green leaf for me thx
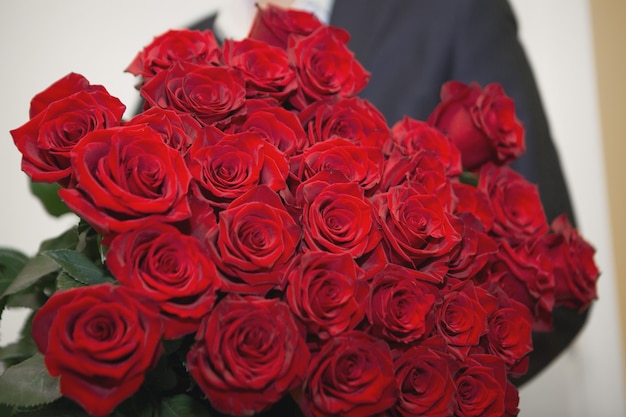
[0,248,29,326]
[158,394,209,417]
[0,353,61,408]
[0,402,15,416]
[12,398,90,417]
[5,291,47,309]
[1,256,59,299]
[0,313,37,365]
[75,222,102,261]
[112,389,156,417]
[163,338,184,355]
[38,227,79,253]
[55,271,84,291]
[29,181,71,218]
[459,170,479,186]
[144,355,178,393]
[0,249,29,292]
[41,249,113,287]
[0,337,37,365]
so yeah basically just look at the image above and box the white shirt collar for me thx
[214,0,335,41]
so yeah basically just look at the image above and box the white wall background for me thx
[0,1,623,416]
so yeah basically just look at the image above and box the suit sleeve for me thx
[450,0,589,387]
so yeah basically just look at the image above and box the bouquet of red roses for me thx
[0,5,599,417]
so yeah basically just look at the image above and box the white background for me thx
[0,1,624,415]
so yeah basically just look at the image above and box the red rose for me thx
[368,264,439,344]
[11,73,125,185]
[452,355,509,417]
[229,100,308,156]
[486,297,533,375]
[185,188,219,242]
[186,123,225,150]
[392,346,456,417]
[546,214,600,311]
[428,81,525,170]
[125,29,221,82]
[27,72,108,119]
[187,294,310,416]
[126,107,203,156]
[58,125,191,238]
[223,37,297,102]
[505,381,521,417]
[187,131,289,208]
[445,213,498,284]
[203,185,301,294]
[31,284,163,417]
[297,331,397,417]
[435,283,492,358]
[292,137,384,192]
[372,185,461,281]
[379,146,452,208]
[389,116,462,176]
[106,223,222,339]
[478,163,549,242]
[288,26,370,109]
[297,175,383,259]
[451,182,495,232]
[299,96,390,149]
[248,4,323,49]
[285,251,368,340]
[140,62,246,128]
[486,239,555,330]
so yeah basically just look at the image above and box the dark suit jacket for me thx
[189,0,587,388]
